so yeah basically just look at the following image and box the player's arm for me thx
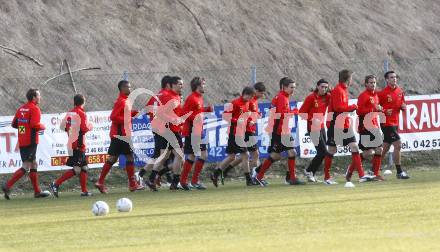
[356,94,371,115]
[110,100,125,123]
[331,89,356,112]
[11,114,18,129]
[30,107,45,131]
[80,111,93,133]
[299,95,312,120]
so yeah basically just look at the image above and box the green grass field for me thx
[1,169,440,252]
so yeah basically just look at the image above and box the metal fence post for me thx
[250,64,257,85]
[122,71,129,81]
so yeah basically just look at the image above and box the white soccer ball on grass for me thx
[383,170,393,175]
[92,201,110,216]
[116,198,133,212]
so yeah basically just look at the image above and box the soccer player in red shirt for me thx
[146,76,189,190]
[2,89,50,199]
[325,70,373,188]
[222,82,266,180]
[211,86,256,187]
[49,94,93,197]
[138,76,171,184]
[299,79,334,184]
[357,75,384,181]
[180,77,213,190]
[94,80,145,193]
[378,71,409,179]
[254,77,305,186]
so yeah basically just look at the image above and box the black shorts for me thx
[326,125,356,147]
[184,136,207,155]
[152,132,168,158]
[268,133,295,153]
[20,145,37,162]
[245,132,258,152]
[226,131,248,154]
[359,129,383,151]
[108,137,133,156]
[66,150,88,167]
[381,126,400,144]
[152,132,183,158]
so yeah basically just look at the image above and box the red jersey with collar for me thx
[224,96,250,136]
[146,89,170,121]
[378,85,406,127]
[158,89,184,134]
[329,82,357,129]
[299,92,330,132]
[63,106,92,152]
[182,91,213,137]
[357,89,380,132]
[272,90,296,135]
[109,93,137,138]
[246,96,261,133]
[12,101,45,147]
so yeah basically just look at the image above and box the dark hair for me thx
[118,80,129,91]
[169,76,182,86]
[364,75,377,84]
[161,75,171,89]
[26,89,39,101]
[313,79,329,92]
[253,82,266,92]
[242,86,256,96]
[279,77,295,89]
[384,71,396,79]
[339,69,353,83]
[74,94,85,106]
[190,77,205,92]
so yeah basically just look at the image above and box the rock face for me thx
[1,0,440,113]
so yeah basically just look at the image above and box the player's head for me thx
[364,75,377,91]
[253,82,266,99]
[241,86,256,101]
[314,79,329,95]
[169,76,183,95]
[74,94,85,107]
[280,77,296,95]
[190,77,206,93]
[161,75,171,89]
[339,69,353,86]
[118,80,131,95]
[26,88,40,104]
[384,71,398,86]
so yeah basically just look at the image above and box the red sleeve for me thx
[30,107,45,130]
[110,100,125,124]
[203,106,213,112]
[356,93,372,116]
[275,96,289,114]
[183,96,196,121]
[11,114,18,129]
[223,101,237,123]
[79,111,91,133]
[331,89,356,112]
[377,90,385,105]
[299,95,313,120]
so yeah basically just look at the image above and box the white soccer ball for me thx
[92,201,110,216]
[116,198,133,212]
[383,170,393,175]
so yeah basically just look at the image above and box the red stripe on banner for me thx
[399,99,440,133]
